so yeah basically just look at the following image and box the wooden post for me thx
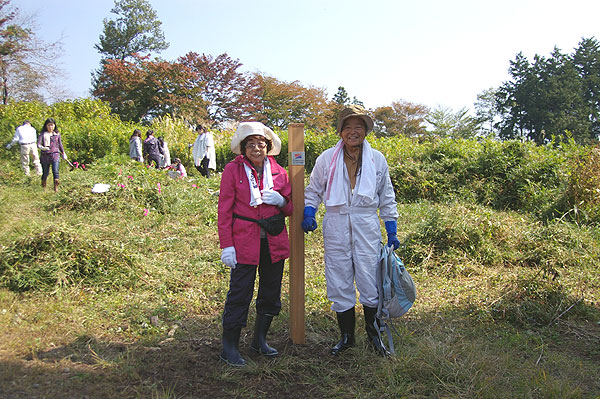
[288,123,305,344]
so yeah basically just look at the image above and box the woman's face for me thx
[340,116,366,148]
[244,135,268,168]
[46,122,55,133]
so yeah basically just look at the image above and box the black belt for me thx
[20,142,34,145]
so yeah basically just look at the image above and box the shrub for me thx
[2,100,597,224]
[565,146,600,224]
[399,202,600,276]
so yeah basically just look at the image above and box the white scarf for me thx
[42,132,55,148]
[324,139,377,206]
[244,157,274,207]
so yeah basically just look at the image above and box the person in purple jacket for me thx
[37,118,67,191]
[142,129,163,169]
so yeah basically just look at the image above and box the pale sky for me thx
[15,0,600,113]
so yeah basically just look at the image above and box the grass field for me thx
[0,155,599,398]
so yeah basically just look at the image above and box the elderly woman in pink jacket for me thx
[217,121,293,366]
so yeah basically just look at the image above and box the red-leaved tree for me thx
[178,52,262,125]
[93,54,207,122]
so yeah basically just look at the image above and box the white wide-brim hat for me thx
[230,121,281,155]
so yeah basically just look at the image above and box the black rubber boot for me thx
[250,314,278,357]
[220,327,247,366]
[331,307,355,355]
[364,305,391,357]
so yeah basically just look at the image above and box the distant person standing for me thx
[192,124,216,177]
[5,120,42,176]
[158,136,171,168]
[143,130,163,169]
[129,129,143,162]
[37,118,67,191]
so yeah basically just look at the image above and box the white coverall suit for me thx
[305,143,398,313]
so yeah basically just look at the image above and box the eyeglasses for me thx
[246,142,267,149]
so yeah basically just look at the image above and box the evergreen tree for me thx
[332,86,349,105]
[573,37,600,140]
[95,0,169,61]
[495,38,600,144]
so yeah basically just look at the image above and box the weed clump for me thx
[0,225,139,292]
[487,275,590,328]
[566,145,600,224]
[400,202,600,276]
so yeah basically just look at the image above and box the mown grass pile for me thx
[0,225,138,292]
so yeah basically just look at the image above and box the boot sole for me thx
[330,344,355,355]
[219,354,247,367]
[250,345,278,357]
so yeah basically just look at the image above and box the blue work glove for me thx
[301,206,317,232]
[385,220,400,250]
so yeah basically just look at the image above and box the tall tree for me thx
[542,48,589,143]
[331,86,364,128]
[178,52,262,125]
[573,37,600,140]
[495,40,600,144]
[332,86,349,105]
[373,99,429,137]
[95,0,168,61]
[426,106,481,139]
[93,54,205,122]
[474,88,499,137]
[0,0,64,104]
[496,52,533,140]
[256,74,333,131]
[93,51,262,125]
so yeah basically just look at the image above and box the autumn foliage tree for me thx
[93,54,205,122]
[0,0,64,104]
[178,52,262,125]
[256,74,333,131]
[93,52,262,125]
[373,99,429,137]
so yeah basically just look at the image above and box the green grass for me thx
[0,154,599,398]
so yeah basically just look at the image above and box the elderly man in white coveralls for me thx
[302,105,400,356]
[6,120,42,176]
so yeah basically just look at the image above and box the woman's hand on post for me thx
[221,246,237,269]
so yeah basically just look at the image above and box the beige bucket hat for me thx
[336,104,374,134]
[230,121,281,155]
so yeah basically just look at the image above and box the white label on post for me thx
[289,151,305,166]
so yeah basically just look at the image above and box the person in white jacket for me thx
[192,124,216,177]
[158,137,171,168]
[5,120,42,176]
[302,105,400,357]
